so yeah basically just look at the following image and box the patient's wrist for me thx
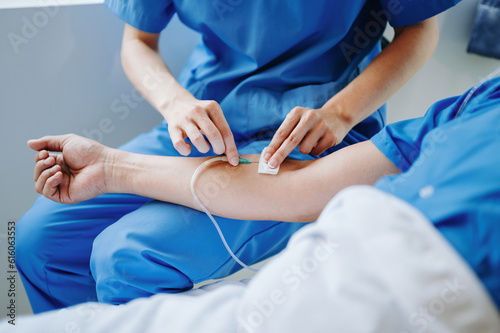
[104,149,133,194]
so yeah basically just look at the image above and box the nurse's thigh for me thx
[16,193,152,313]
[90,200,304,304]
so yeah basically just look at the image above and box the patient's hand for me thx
[27,134,113,204]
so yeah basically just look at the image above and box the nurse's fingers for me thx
[310,134,335,156]
[170,126,191,156]
[35,164,61,195]
[34,156,56,181]
[268,117,311,169]
[198,118,225,155]
[265,109,302,162]
[298,124,327,155]
[185,123,210,154]
[209,109,239,166]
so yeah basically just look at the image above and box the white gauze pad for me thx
[258,148,280,175]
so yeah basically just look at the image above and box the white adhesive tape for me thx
[258,148,280,175]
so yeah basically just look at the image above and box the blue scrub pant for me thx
[17,122,318,313]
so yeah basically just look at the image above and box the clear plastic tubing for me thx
[190,156,258,273]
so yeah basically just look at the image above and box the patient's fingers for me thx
[34,156,56,181]
[42,171,63,200]
[27,134,73,153]
[35,150,49,163]
[35,165,61,194]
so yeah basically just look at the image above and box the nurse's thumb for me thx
[27,134,72,152]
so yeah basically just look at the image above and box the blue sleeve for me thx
[379,0,462,28]
[370,96,458,172]
[372,76,500,172]
[105,0,176,33]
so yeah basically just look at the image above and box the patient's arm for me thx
[28,134,400,222]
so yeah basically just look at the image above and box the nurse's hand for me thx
[264,106,350,168]
[164,98,240,166]
[27,134,111,204]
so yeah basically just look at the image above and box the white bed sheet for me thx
[2,186,499,333]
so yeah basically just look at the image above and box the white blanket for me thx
[3,186,499,333]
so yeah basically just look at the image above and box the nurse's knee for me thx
[90,223,151,301]
[90,225,129,279]
[16,197,56,277]
[17,198,50,260]
[90,204,195,302]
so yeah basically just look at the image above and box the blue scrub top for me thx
[105,0,459,142]
[372,77,500,308]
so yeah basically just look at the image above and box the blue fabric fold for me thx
[467,0,500,60]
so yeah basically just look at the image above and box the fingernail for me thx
[44,157,52,166]
[269,159,277,169]
[264,153,271,161]
[231,157,239,166]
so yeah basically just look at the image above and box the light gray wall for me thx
[386,0,500,123]
[0,0,498,317]
[0,4,200,316]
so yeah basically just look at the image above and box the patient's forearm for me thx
[108,141,399,222]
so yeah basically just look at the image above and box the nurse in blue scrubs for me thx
[16,0,461,313]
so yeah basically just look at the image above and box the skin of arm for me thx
[265,17,439,168]
[28,135,400,223]
[110,141,399,222]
